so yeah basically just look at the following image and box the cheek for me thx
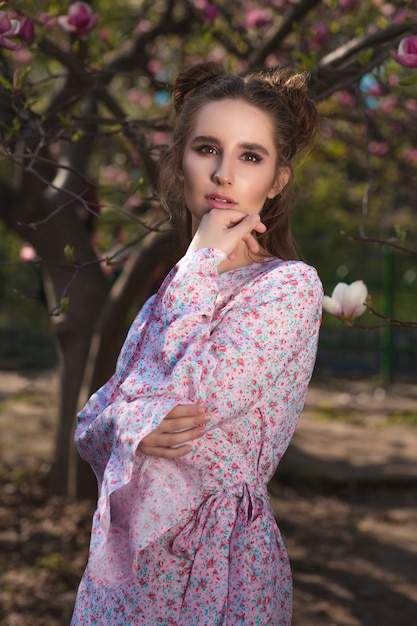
[245,173,277,202]
[182,155,198,186]
[183,163,205,199]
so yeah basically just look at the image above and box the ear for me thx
[267,166,290,199]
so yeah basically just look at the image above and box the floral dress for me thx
[71,248,323,625]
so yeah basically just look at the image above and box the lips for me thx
[205,193,236,209]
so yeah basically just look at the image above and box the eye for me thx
[241,152,262,163]
[195,145,218,155]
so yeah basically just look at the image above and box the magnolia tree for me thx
[0,0,416,497]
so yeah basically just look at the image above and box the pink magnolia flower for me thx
[369,141,389,156]
[244,8,271,30]
[388,73,400,87]
[127,88,152,108]
[323,281,368,321]
[152,131,169,146]
[14,48,33,64]
[0,12,21,50]
[308,24,329,49]
[38,12,57,29]
[405,148,417,162]
[405,99,417,114]
[147,59,163,77]
[391,35,417,68]
[18,17,34,43]
[381,2,395,17]
[205,4,218,22]
[58,2,98,36]
[366,83,383,97]
[392,11,415,25]
[334,91,356,107]
[339,0,360,8]
[379,94,398,113]
[20,243,37,262]
[102,165,128,184]
[135,20,152,34]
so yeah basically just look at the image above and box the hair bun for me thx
[273,69,318,154]
[172,61,225,113]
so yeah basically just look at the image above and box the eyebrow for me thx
[190,135,271,157]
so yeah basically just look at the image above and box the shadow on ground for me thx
[0,371,416,625]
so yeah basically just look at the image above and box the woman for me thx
[72,61,323,625]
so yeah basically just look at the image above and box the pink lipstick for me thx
[205,194,236,209]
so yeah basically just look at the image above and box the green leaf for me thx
[399,75,417,87]
[18,66,32,89]
[71,130,84,142]
[59,297,69,313]
[394,225,407,242]
[0,75,13,91]
[64,245,75,262]
[358,49,374,65]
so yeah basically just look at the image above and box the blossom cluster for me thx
[0,2,98,50]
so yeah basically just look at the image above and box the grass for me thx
[313,402,417,429]
[313,403,364,425]
[387,410,417,427]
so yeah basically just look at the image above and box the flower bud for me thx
[322,280,368,321]
[392,35,417,68]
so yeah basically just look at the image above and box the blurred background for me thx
[0,0,416,624]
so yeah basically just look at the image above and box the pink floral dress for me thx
[71,248,322,625]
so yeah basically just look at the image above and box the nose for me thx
[212,160,234,186]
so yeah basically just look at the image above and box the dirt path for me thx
[0,370,416,625]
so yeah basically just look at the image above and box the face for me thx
[180,99,288,231]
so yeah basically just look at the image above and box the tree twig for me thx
[341,232,417,256]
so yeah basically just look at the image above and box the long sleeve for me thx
[120,248,322,420]
[74,294,158,479]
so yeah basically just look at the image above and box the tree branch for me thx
[311,23,417,101]
[342,232,417,256]
[318,22,417,69]
[249,0,322,67]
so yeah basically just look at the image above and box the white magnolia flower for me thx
[322,280,368,320]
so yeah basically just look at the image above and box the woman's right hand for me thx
[138,404,211,458]
[187,209,266,258]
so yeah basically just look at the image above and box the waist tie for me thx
[171,481,274,624]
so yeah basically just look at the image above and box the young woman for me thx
[71,62,323,625]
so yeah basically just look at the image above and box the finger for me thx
[167,422,208,446]
[228,213,263,238]
[163,414,211,433]
[165,404,206,420]
[242,233,261,254]
[206,208,248,225]
[141,421,208,448]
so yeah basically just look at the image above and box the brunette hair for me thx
[158,61,318,260]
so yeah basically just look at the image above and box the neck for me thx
[217,242,264,274]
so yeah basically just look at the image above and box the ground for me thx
[0,370,416,626]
